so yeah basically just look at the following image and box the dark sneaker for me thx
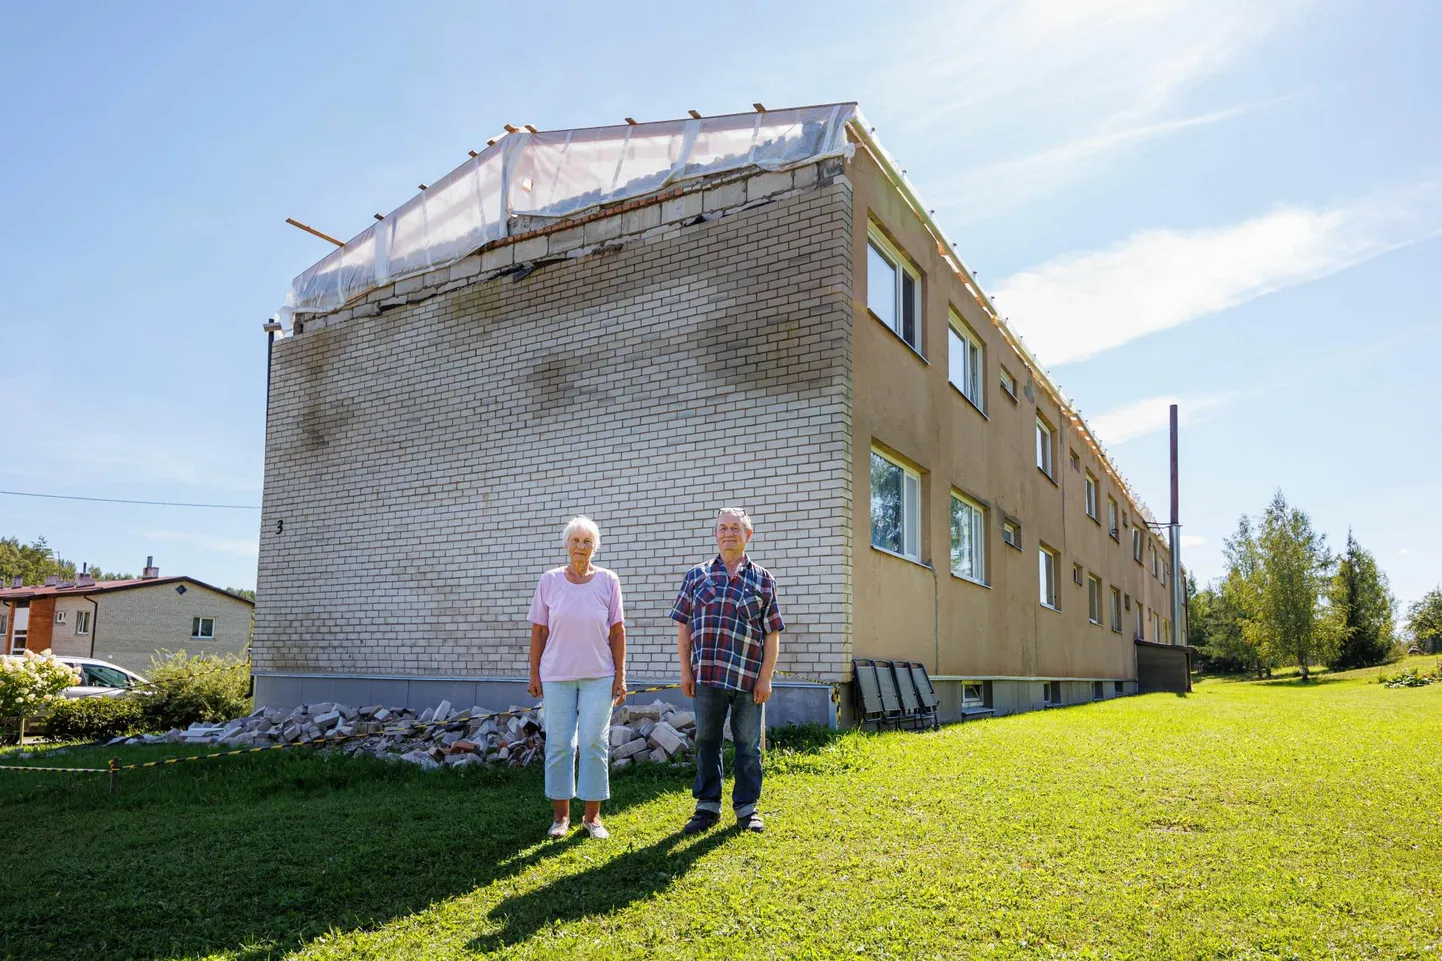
[682,811,719,835]
[737,812,765,833]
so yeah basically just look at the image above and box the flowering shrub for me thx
[0,650,79,719]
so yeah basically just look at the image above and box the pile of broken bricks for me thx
[110,698,708,771]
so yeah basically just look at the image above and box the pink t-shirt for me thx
[527,567,625,682]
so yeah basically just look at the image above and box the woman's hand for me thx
[527,673,543,699]
[612,674,628,705]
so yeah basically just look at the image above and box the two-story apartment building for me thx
[255,103,1182,724]
[1,559,254,674]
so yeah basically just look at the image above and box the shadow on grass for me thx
[469,826,737,953]
[0,743,685,961]
[0,727,854,960]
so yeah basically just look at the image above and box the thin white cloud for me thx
[146,530,259,560]
[1087,393,1234,447]
[993,184,1442,365]
[1181,535,1208,549]
[922,106,1258,216]
[1399,548,1410,556]
[872,0,1314,216]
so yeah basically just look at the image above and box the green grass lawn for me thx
[3,664,1440,961]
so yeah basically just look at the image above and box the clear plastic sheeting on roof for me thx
[278,104,859,324]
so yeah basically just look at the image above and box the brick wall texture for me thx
[255,171,855,682]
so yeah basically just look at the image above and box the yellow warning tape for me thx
[0,763,109,773]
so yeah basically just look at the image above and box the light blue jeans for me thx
[542,676,613,802]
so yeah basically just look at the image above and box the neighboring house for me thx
[0,558,253,674]
[256,103,1186,725]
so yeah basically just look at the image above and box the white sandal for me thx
[547,818,570,839]
[581,819,610,839]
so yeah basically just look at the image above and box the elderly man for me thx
[669,507,784,834]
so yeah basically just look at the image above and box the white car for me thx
[54,657,149,698]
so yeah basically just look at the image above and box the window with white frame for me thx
[1084,472,1098,520]
[1036,417,1054,477]
[1135,605,1145,640]
[871,449,921,561]
[1152,611,1162,642]
[9,632,25,655]
[74,610,91,635]
[1039,546,1059,609]
[1163,617,1171,644]
[54,610,67,625]
[1088,574,1102,624]
[867,231,921,352]
[1161,563,1168,587]
[1003,519,1020,549]
[1150,544,1159,578]
[947,316,984,410]
[1109,587,1122,633]
[1069,449,1080,472]
[961,681,986,710]
[1072,562,1083,586]
[949,491,986,583]
[192,616,215,640]
[1133,528,1144,562]
[1000,366,1017,401]
[1107,496,1119,538]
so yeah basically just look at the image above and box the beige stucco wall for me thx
[91,583,252,674]
[845,147,1174,683]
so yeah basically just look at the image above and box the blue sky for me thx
[0,1,1437,613]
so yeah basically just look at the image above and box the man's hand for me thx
[527,673,542,699]
[612,674,628,705]
[681,668,696,698]
[752,675,773,705]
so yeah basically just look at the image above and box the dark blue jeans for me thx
[692,682,763,820]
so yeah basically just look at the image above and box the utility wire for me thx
[0,489,260,510]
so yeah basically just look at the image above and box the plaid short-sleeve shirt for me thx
[669,555,785,693]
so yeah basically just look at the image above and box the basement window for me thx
[1093,681,1105,700]
[1042,680,1062,706]
[867,230,922,354]
[191,616,215,640]
[961,681,987,710]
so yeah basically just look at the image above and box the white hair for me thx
[561,515,601,553]
[714,507,753,534]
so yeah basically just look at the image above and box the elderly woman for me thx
[527,515,627,839]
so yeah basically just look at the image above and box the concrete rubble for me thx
[111,699,698,771]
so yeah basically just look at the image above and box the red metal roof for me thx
[0,576,253,604]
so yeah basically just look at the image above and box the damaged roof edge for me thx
[276,103,859,326]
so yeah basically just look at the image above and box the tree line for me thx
[0,536,134,585]
[1187,490,1440,678]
